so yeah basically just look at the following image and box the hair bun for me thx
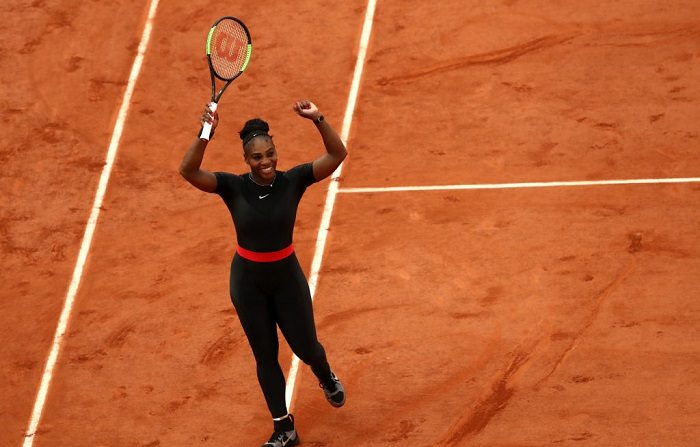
[239,118,270,145]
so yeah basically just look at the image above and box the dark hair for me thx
[239,118,271,147]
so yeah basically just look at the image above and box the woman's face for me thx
[244,136,277,183]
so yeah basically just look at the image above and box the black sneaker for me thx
[262,428,299,447]
[320,371,345,407]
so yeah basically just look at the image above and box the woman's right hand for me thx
[200,103,219,132]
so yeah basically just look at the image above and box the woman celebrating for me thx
[179,100,347,447]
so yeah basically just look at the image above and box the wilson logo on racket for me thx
[215,33,245,63]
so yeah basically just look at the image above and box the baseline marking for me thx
[22,1,160,444]
[285,0,378,410]
[338,177,700,194]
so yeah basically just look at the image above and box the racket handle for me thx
[200,102,218,141]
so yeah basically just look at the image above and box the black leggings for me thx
[230,253,332,418]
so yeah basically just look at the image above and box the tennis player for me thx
[179,100,347,447]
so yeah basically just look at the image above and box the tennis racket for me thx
[200,16,252,141]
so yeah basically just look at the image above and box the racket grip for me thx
[199,102,218,141]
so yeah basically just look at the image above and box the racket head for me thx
[206,16,252,82]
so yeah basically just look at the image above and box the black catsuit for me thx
[213,163,332,418]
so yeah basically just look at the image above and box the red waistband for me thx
[236,244,295,262]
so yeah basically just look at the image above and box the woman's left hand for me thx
[293,100,321,121]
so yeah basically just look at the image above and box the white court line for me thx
[22,1,160,444]
[285,0,378,410]
[338,177,700,193]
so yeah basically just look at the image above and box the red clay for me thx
[1,1,152,444]
[1,0,698,446]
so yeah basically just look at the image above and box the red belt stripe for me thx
[236,244,294,262]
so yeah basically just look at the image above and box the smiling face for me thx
[244,136,277,184]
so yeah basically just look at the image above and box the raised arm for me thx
[179,105,218,193]
[293,100,347,181]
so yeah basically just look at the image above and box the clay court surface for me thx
[1,0,699,445]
